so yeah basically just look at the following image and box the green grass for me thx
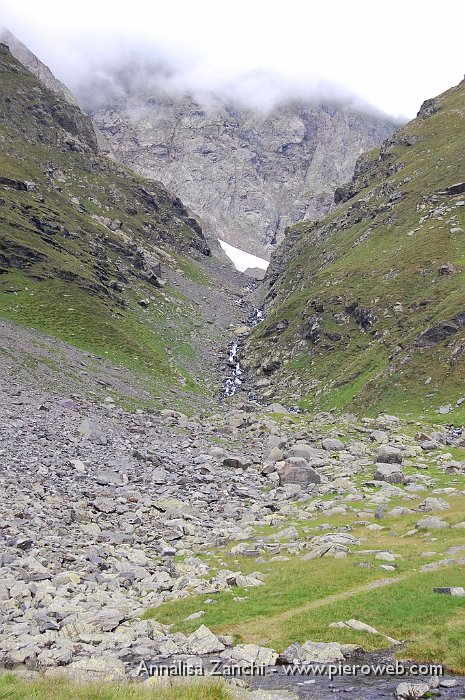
[246,77,465,421]
[144,556,383,637]
[0,44,219,411]
[0,675,232,700]
[171,254,213,287]
[144,481,465,671]
[241,566,465,669]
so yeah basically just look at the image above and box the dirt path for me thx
[229,574,410,642]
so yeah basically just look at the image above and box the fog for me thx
[70,52,381,117]
[1,0,464,118]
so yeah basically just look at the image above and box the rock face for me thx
[0,29,78,106]
[244,76,465,416]
[80,75,397,255]
[0,42,242,405]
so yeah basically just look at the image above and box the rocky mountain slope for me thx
[79,70,397,256]
[0,42,249,412]
[0,29,78,106]
[244,78,465,421]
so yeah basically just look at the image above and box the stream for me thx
[222,301,264,399]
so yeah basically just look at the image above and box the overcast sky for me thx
[1,0,464,118]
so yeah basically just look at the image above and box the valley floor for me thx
[1,312,465,699]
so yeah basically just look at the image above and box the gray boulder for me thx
[288,443,325,461]
[186,625,225,654]
[395,682,430,699]
[374,464,405,484]
[322,438,345,452]
[278,458,321,487]
[418,497,450,512]
[416,516,449,530]
[376,446,403,464]
[222,643,278,666]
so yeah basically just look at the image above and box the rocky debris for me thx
[1,376,465,684]
[433,587,465,597]
[280,640,362,664]
[395,681,430,699]
[376,446,403,464]
[329,619,401,644]
[374,464,405,484]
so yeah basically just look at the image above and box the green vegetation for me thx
[0,675,231,700]
[246,79,465,421]
[0,43,220,409]
[145,456,465,671]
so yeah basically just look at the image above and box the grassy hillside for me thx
[0,43,233,410]
[245,79,465,422]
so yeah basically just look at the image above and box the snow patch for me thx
[218,239,269,273]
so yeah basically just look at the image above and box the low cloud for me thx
[1,0,464,118]
[72,47,387,118]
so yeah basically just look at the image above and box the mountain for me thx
[77,69,398,257]
[0,28,78,106]
[0,42,247,411]
[244,78,465,421]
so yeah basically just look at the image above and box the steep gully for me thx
[223,297,264,400]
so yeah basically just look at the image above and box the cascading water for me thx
[247,308,264,327]
[222,301,264,398]
[223,341,243,397]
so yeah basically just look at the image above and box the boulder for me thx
[322,438,345,452]
[186,625,225,655]
[278,458,321,487]
[374,464,405,484]
[418,497,450,512]
[375,551,397,562]
[93,497,117,514]
[376,446,403,464]
[288,443,325,461]
[416,516,448,530]
[329,619,400,644]
[267,403,288,414]
[370,430,389,443]
[395,682,430,699]
[96,470,126,487]
[223,643,278,666]
[300,640,361,663]
[46,656,126,682]
[267,447,284,461]
[433,586,465,597]
[89,608,126,632]
[78,418,107,445]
